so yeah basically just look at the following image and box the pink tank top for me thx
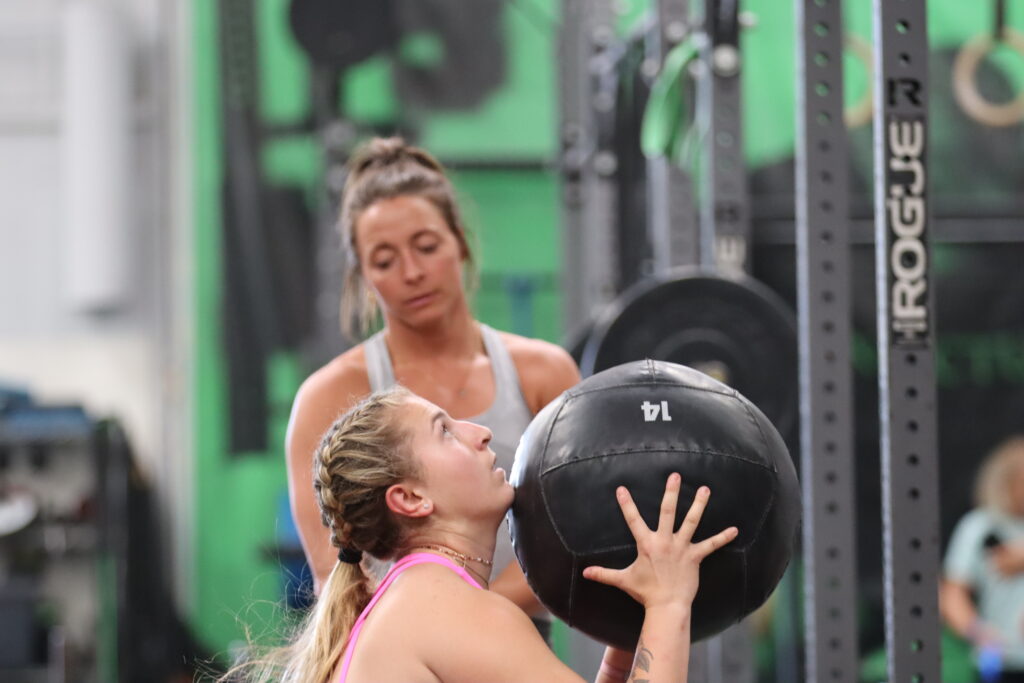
[337,552,483,683]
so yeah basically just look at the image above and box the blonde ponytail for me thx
[280,560,372,682]
[219,387,417,683]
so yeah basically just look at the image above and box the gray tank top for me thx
[363,324,534,582]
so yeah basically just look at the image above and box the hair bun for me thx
[349,136,443,177]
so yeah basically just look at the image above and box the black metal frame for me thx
[647,0,701,270]
[871,0,942,680]
[559,0,955,679]
[794,1,859,681]
[697,0,749,272]
[558,0,620,335]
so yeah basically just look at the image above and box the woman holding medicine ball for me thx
[235,387,737,682]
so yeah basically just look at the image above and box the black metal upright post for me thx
[693,2,755,681]
[795,1,859,681]
[697,0,749,273]
[647,0,700,271]
[872,0,942,680]
[558,0,619,333]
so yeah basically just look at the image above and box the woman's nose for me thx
[400,251,424,283]
[475,424,493,449]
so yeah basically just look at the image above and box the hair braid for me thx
[218,386,418,683]
[312,387,419,557]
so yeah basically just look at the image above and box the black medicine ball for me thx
[508,359,800,649]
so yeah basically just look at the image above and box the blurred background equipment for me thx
[0,387,202,682]
[3,0,1024,681]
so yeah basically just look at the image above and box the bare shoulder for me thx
[498,332,581,413]
[390,564,532,635]
[286,345,371,461]
[395,564,582,683]
[296,345,371,409]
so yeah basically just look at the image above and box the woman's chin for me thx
[486,482,511,512]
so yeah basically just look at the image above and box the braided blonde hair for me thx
[338,137,478,339]
[220,386,418,683]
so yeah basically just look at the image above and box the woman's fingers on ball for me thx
[677,485,710,543]
[616,486,651,539]
[615,481,735,561]
[583,564,625,590]
[657,473,681,532]
[694,526,739,560]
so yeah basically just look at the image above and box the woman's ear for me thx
[385,482,433,519]
[453,233,470,262]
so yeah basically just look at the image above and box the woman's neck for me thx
[408,546,491,588]
[384,300,478,362]
[402,530,496,588]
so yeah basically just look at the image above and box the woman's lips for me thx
[405,292,437,309]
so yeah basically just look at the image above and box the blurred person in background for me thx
[285,137,579,637]
[941,436,1024,683]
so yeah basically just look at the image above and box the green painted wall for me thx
[193,2,299,651]
[192,0,563,655]
[191,0,1024,656]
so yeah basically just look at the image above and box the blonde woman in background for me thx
[285,138,579,633]
[941,437,1024,682]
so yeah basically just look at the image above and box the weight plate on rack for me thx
[580,268,798,439]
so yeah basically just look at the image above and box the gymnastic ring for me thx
[953,29,1024,128]
[844,33,873,129]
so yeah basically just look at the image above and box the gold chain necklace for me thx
[412,544,493,568]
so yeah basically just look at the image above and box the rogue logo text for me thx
[885,112,928,346]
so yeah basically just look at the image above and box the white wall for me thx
[0,0,192,607]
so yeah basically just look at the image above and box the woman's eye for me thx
[372,259,393,269]
[442,423,453,436]
[418,242,439,254]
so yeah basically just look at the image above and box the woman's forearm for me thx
[939,579,980,640]
[595,647,636,683]
[627,605,692,683]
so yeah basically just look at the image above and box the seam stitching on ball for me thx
[537,396,577,554]
[569,381,736,399]
[567,554,578,624]
[736,398,777,568]
[741,549,750,613]
[541,448,773,475]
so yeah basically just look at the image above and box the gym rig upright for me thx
[557,0,941,681]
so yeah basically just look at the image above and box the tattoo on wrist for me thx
[629,639,653,683]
